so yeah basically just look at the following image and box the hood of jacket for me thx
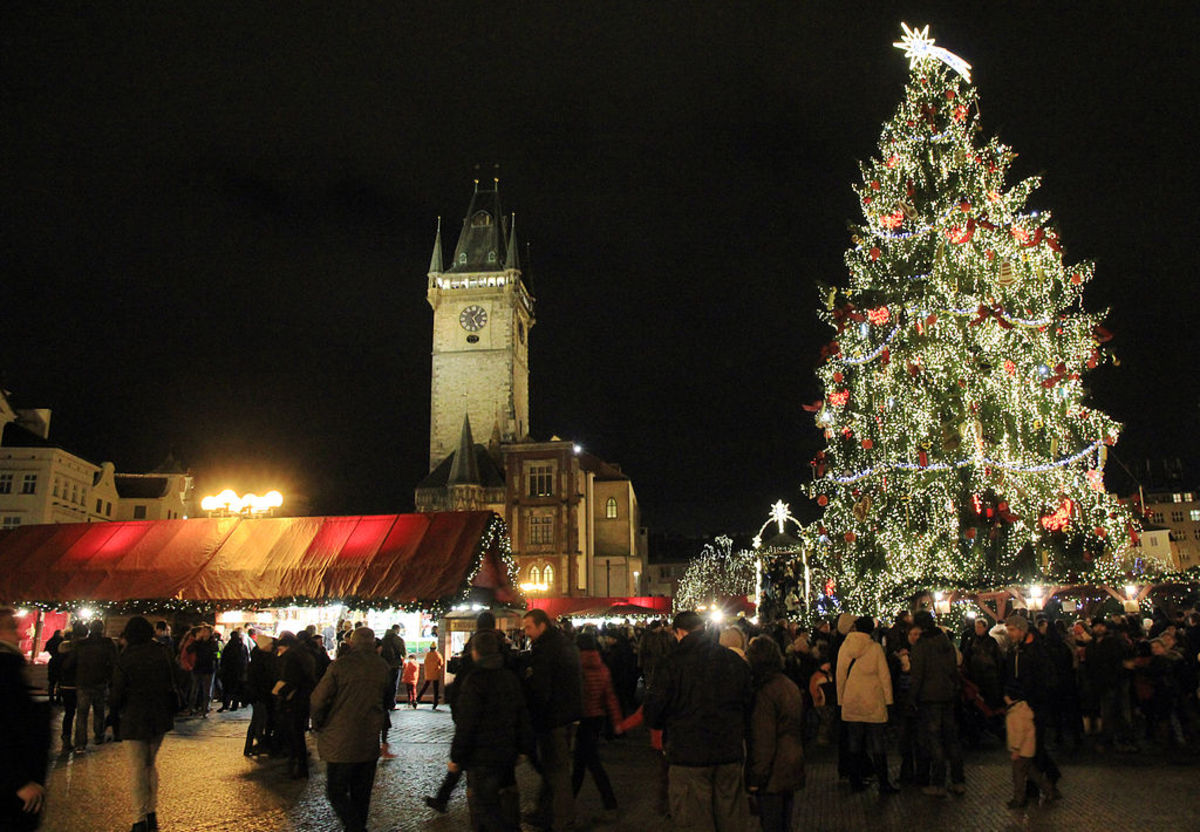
[840,630,875,661]
[579,649,604,671]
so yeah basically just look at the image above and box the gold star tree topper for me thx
[893,22,972,82]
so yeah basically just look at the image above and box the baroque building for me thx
[415,180,645,597]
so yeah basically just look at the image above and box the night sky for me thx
[5,5,1198,536]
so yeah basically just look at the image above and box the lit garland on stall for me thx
[674,535,757,613]
[9,514,523,620]
[801,24,1141,616]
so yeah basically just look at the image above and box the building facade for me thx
[417,182,645,597]
[1132,489,1200,570]
[0,390,193,528]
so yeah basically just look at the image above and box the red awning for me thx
[0,511,516,609]
[526,596,673,620]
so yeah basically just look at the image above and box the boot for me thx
[1007,758,1029,808]
[380,742,397,760]
[146,812,159,831]
[874,753,899,794]
[131,822,149,832]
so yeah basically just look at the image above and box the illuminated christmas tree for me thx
[804,24,1139,614]
[674,535,756,614]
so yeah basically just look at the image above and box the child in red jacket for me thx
[402,655,420,708]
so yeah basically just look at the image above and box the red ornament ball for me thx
[926,314,938,326]
[869,247,881,261]
[1094,526,1107,539]
[965,528,977,540]
[959,200,971,212]
[862,439,874,450]
[833,372,844,383]
[844,531,857,543]
[870,180,880,191]
[945,89,956,100]
[817,495,828,507]
[1071,273,1082,285]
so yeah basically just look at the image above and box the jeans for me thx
[435,767,463,804]
[245,698,274,754]
[126,734,165,824]
[325,760,378,832]
[756,791,795,832]
[571,716,617,809]
[845,721,885,784]
[191,671,214,713]
[418,679,441,707]
[388,667,401,708]
[898,711,930,784]
[534,725,575,831]
[919,701,964,787]
[1032,706,1061,784]
[281,698,310,775]
[1098,687,1133,748]
[467,765,520,831]
[75,684,108,747]
[668,761,749,832]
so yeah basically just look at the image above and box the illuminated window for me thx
[529,566,541,584]
[0,474,10,494]
[528,465,554,497]
[1173,493,1183,503]
[606,497,618,519]
[134,505,147,519]
[529,515,553,545]
[543,564,555,588]
[22,475,37,495]
[458,252,467,264]
[2,517,19,528]
[1191,510,1200,522]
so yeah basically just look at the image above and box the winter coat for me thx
[380,631,406,669]
[310,648,392,763]
[836,631,893,724]
[219,635,249,682]
[746,671,805,793]
[0,640,50,823]
[909,628,960,705]
[58,638,79,689]
[247,647,278,702]
[401,659,420,686]
[187,638,218,674]
[579,649,622,725]
[111,641,176,741]
[73,633,118,688]
[643,630,753,767]
[450,653,535,770]
[445,629,515,708]
[522,626,584,731]
[424,649,444,682]
[1084,633,1129,689]
[277,646,317,705]
[637,626,676,686]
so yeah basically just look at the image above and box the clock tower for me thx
[426,179,535,470]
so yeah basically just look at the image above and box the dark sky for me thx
[4,4,1198,535]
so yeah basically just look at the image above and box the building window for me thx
[53,480,60,498]
[133,505,147,519]
[71,485,78,503]
[1190,510,1200,522]
[543,564,554,589]
[2,517,19,528]
[1171,511,1184,523]
[95,498,102,513]
[21,475,37,495]
[0,474,12,494]
[606,497,618,519]
[1150,536,1159,547]
[528,465,554,497]
[529,515,553,545]
[106,502,112,516]
[529,565,541,584]
[1153,512,1164,523]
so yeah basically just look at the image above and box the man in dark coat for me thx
[311,627,392,832]
[521,608,584,832]
[0,608,49,831]
[380,625,406,711]
[186,626,218,716]
[450,630,534,832]
[1084,618,1136,752]
[1003,615,1062,802]
[644,610,753,832]
[218,629,250,711]
[73,618,118,749]
[245,634,278,756]
[908,610,964,797]
[277,631,318,778]
[112,616,176,832]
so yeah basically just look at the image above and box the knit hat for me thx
[836,612,857,636]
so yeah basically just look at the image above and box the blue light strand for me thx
[838,326,901,365]
[824,439,1104,485]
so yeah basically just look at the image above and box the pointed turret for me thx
[447,178,509,273]
[447,414,481,485]
[504,214,520,270]
[428,217,444,274]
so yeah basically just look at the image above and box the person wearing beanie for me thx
[276,631,317,779]
[310,627,392,832]
[245,634,278,757]
[111,616,176,832]
[836,613,857,637]
[719,626,748,661]
[910,610,964,797]
[1083,616,1137,753]
[1002,614,1061,807]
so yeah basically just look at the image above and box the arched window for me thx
[606,497,618,519]
[529,565,541,585]
[543,564,555,589]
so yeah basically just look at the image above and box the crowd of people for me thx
[3,601,1200,831]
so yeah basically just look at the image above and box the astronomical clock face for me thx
[459,305,488,332]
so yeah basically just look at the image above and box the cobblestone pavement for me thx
[39,705,1199,831]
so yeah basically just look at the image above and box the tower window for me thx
[543,564,555,588]
[487,250,497,263]
[529,515,553,545]
[458,252,467,264]
[466,334,479,343]
[529,565,541,584]
[528,465,554,497]
[471,211,492,227]
[606,497,618,519]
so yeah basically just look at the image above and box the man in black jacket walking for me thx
[0,608,49,831]
[1003,614,1062,804]
[643,610,753,832]
[72,619,118,749]
[521,609,583,832]
[909,611,964,797]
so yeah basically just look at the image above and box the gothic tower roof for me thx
[447,179,510,273]
[428,216,444,274]
[447,414,482,485]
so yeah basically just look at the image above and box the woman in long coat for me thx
[746,636,805,832]
[112,616,177,832]
[836,616,896,794]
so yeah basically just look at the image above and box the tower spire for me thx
[447,413,481,485]
[505,213,520,270]
[428,216,443,274]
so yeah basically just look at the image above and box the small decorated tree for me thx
[674,535,757,613]
[804,24,1139,615]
